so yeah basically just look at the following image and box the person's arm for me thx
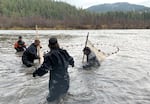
[14,42,20,51]
[23,42,27,48]
[68,56,74,67]
[28,45,39,59]
[82,56,96,68]
[14,42,19,48]
[33,56,52,77]
[63,50,74,67]
[88,56,96,65]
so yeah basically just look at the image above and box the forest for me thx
[0,0,150,29]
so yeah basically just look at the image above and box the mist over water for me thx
[0,30,150,104]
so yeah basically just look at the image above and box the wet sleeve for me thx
[88,56,96,66]
[83,58,95,68]
[28,46,39,59]
[14,42,18,48]
[68,56,74,66]
[23,42,26,48]
[33,56,52,76]
[64,50,74,66]
[83,62,91,68]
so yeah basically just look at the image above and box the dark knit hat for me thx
[19,36,22,39]
[83,47,91,52]
[49,37,57,45]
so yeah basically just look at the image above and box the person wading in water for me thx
[33,37,74,103]
[22,39,41,67]
[14,36,26,52]
[82,47,100,69]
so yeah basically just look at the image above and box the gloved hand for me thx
[33,71,37,77]
[72,63,74,67]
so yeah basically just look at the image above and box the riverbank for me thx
[1,25,150,30]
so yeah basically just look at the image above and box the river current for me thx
[0,29,150,104]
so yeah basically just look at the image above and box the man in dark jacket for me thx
[22,39,40,67]
[33,37,74,103]
[14,36,26,52]
[83,47,100,69]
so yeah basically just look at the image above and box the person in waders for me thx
[14,36,26,52]
[32,37,74,103]
[82,47,100,69]
[22,39,41,67]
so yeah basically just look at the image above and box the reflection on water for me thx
[0,30,150,104]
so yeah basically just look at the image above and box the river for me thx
[0,29,150,104]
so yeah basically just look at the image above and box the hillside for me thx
[0,0,150,29]
[0,0,89,29]
[87,2,150,13]
[0,0,80,19]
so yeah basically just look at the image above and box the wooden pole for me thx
[35,25,39,39]
[35,25,44,65]
[82,32,89,63]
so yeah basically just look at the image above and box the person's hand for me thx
[72,63,74,67]
[33,71,37,77]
